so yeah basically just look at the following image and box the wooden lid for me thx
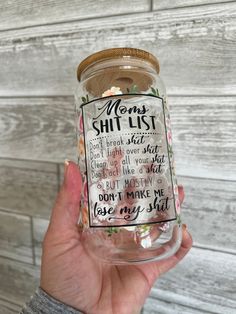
[77,48,160,81]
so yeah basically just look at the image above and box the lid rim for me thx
[77,48,160,81]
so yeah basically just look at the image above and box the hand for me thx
[41,161,192,314]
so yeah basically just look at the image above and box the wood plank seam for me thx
[0,207,33,218]
[149,287,236,313]
[0,254,35,267]
[0,9,152,34]
[146,296,215,314]
[0,156,59,166]
[150,0,153,12]
[193,243,236,256]
[153,0,236,11]
[0,295,21,307]
[179,175,236,184]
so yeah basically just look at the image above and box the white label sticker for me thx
[81,94,177,227]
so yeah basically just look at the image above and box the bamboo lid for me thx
[77,47,160,81]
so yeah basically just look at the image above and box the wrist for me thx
[21,287,83,314]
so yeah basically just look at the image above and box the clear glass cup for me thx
[75,48,182,264]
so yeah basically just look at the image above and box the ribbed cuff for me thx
[20,287,82,314]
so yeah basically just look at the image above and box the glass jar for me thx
[75,48,181,264]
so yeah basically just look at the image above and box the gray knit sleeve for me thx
[20,287,82,314]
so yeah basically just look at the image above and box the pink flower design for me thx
[79,114,84,133]
[159,221,170,232]
[102,86,122,97]
[174,184,178,195]
[83,181,88,203]
[82,206,89,225]
[175,198,181,215]
[167,130,172,145]
[166,118,171,128]
[78,136,85,157]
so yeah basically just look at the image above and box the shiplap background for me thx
[0,1,235,313]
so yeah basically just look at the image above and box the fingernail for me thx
[182,223,187,230]
[65,159,70,166]
[178,184,184,190]
[64,159,70,175]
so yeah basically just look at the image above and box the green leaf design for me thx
[151,87,157,95]
[139,224,151,233]
[81,94,90,104]
[106,227,119,236]
[163,100,168,110]
[150,87,160,97]
[130,84,139,94]
[168,145,173,155]
[176,215,181,225]
[81,96,87,104]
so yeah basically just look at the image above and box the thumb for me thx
[49,160,82,230]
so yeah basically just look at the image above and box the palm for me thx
[42,225,156,314]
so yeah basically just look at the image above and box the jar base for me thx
[82,226,182,265]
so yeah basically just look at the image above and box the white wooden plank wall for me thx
[0,1,235,313]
